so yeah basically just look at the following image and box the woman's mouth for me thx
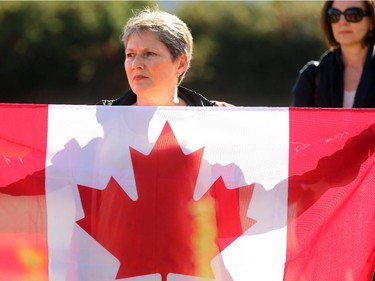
[133,75,147,81]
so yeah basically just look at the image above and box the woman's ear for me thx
[177,53,188,77]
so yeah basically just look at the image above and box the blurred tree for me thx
[0,1,325,106]
[0,1,152,104]
[176,1,325,106]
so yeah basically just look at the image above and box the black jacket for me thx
[292,46,375,108]
[97,86,215,106]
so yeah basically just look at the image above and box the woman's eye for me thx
[125,53,134,58]
[144,52,156,57]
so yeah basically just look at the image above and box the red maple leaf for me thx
[77,122,255,280]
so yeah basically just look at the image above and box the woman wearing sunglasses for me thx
[292,0,375,108]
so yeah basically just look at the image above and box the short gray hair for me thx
[121,8,193,84]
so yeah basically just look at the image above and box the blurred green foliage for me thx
[0,1,151,103]
[0,1,325,106]
[176,1,325,106]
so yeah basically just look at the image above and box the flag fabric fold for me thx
[0,104,374,281]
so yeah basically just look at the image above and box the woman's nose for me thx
[338,14,349,24]
[132,55,144,69]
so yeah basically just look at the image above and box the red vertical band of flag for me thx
[0,104,49,280]
[287,108,375,281]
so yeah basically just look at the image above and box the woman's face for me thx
[331,1,373,47]
[124,31,187,101]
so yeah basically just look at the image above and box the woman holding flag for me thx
[98,8,230,107]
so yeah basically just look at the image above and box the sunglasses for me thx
[327,7,371,23]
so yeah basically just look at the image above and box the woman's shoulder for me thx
[300,60,319,73]
[96,90,136,106]
[178,86,215,106]
[299,49,333,75]
[318,49,336,65]
[178,86,234,107]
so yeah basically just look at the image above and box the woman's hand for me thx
[212,101,235,107]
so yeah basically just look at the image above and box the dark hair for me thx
[320,0,375,49]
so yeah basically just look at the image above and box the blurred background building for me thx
[0,1,325,106]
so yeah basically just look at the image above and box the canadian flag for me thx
[0,104,374,281]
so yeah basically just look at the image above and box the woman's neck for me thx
[341,45,369,69]
[134,89,186,106]
[341,45,369,92]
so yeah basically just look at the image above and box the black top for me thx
[97,86,215,106]
[292,45,375,108]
